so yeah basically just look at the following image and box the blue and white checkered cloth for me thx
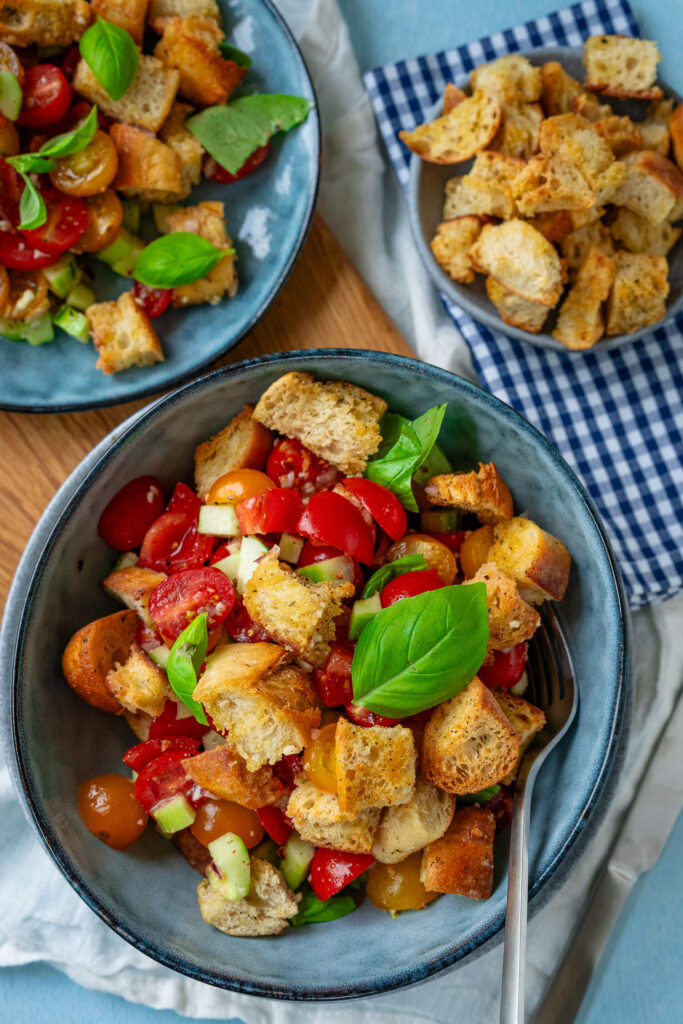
[364,0,683,609]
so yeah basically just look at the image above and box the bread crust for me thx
[553,244,616,350]
[470,55,542,105]
[488,516,571,604]
[102,565,166,628]
[0,0,90,47]
[87,291,164,375]
[420,806,496,898]
[182,745,284,807]
[371,780,455,864]
[484,277,550,334]
[605,250,669,336]
[335,718,416,814]
[154,16,247,107]
[540,61,583,116]
[430,216,483,283]
[493,688,546,784]
[62,610,137,713]
[166,201,238,307]
[91,0,147,45]
[464,561,540,649]
[287,779,381,853]
[468,219,565,307]
[670,103,683,172]
[194,405,273,500]
[197,859,299,937]
[425,461,513,525]
[73,55,179,134]
[399,91,502,165]
[583,35,662,100]
[105,641,172,717]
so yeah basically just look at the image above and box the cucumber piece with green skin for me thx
[112,551,139,571]
[24,314,55,346]
[65,282,96,311]
[197,504,241,537]
[279,533,304,564]
[236,536,269,594]
[207,832,251,901]
[0,316,28,341]
[53,305,90,343]
[148,645,170,668]
[153,203,183,235]
[43,254,81,298]
[348,593,382,640]
[420,507,460,533]
[152,793,196,834]
[280,833,314,890]
[121,199,142,234]
[296,555,354,586]
[0,70,22,121]
[96,228,145,277]
[213,551,241,586]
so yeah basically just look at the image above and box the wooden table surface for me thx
[0,215,414,612]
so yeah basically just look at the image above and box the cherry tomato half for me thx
[309,848,374,901]
[366,851,438,912]
[17,65,71,128]
[191,798,265,849]
[478,642,528,689]
[341,478,407,542]
[78,773,148,850]
[0,42,24,86]
[73,189,123,253]
[207,468,275,506]
[135,618,161,653]
[134,750,205,815]
[122,735,201,772]
[49,130,118,197]
[0,115,19,158]
[0,158,23,227]
[149,699,210,740]
[256,805,292,845]
[22,189,88,255]
[139,511,214,574]
[204,142,270,183]
[303,722,338,794]
[313,641,354,707]
[167,481,202,517]
[266,437,340,497]
[148,567,235,645]
[97,476,165,550]
[459,525,494,579]
[387,533,458,585]
[133,281,172,319]
[427,530,466,554]
[0,230,60,269]
[223,595,270,643]
[273,752,304,790]
[298,491,375,565]
[344,702,400,727]
[380,568,444,607]
[236,487,304,535]
[60,47,81,82]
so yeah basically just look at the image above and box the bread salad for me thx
[63,372,571,936]
[401,35,683,347]
[0,1,312,372]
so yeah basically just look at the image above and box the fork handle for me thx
[500,777,532,1024]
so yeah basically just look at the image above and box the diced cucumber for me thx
[24,314,54,346]
[296,555,354,587]
[208,832,251,901]
[0,316,28,341]
[153,203,183,235]
[65,282,95,311]
[43,254,81,299]
[279,533,304,564]
[96,228,145,277]
[121,199,141,234]
[213,551,241,586]
[236,536,269,594]
[197,504,241,537]
[0,70,22,121]
[420,507,460,533]
[280,833,314,890]
[152,793,196,834]
[53,305,90,343]
[112,551,139,571]
[148,645,170,668]
[348,593,382,640]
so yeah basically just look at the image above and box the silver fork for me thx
[500,605,578,1024]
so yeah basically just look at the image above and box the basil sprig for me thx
[133,233,231,288]
[166,613,209,726]
[291,887,357,927]
[361,553,426,600]
[218,41,252,68]
[365,404,447,512]
[351,583,489,717]
[0,70,22,121]
[80,19,138,101]
[39,104,99,158]
[17,177,46,231]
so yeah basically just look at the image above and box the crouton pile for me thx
[401,37,683,347]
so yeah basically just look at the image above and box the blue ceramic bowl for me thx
[0,0,320,412]
[1,351,630,998]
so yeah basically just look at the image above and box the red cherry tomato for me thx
[148,567,235,645]
[313,641,354,707]
[122,736,201,772]
[344,702,400,727]
[211,540,239,563]
[341,478,407,542]
[204,143,270,183]
[298,491,375,565]
[0,230,61,269]
[22,190,88,255]
[266,437,340,497]
[309,848,374,901]
[97,476,165,550]
[17,65,71,128]
[133,281,172,319]
[139,485,211,573]
[273,752,304,790]
[426,530,466,554]
[223,596,270,643]
[297,542,343,567]
[380,569,444,608]
[167,481,202,517]
[487,786,514,832]
[135,619,162,653]
[478,642,528,689]
[60,47,81,82]
[134,750,204,815]
[235,488,304,535]
[149,699,210,740]
[0,159,24,227]
[256,805,291,845]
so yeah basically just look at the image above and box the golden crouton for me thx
[197,859,299,937]
[399,91,502,164]
[606,251,669,336]
[110,123,184,203]
[182,745,283,807]
[492,103,543,160]
[593,116,643,157]
[611,149,683,226]
[421,677,520,795]
[87,291,164,375]
[148,0,219,33]
[540,61,583,116]
[244,554,353,668]
[572,92,614,123]
[470,54,542,104]
[286,779,380,854]
[420,806,496,898]
[193,642,320,770]
[639,99,673,157]
[553,245,616,350]
[335,718,416,814]
[670,103,683,171]
[494,688,546,784]
[426,461,513,525]
[442,83,466,115]
[560,219,615,277]
[484,277,550,334]
[430,216,483,283]
[371,780,455,864]
[610,207,681,256]
[538,113,625,202]
[584,35,662,100]
[443,151,524,220]
[166,201,238,307]
[194,405,273,500]
[62,610,137,714]
[511,154,595,217]
[91,0,147,45]
[464,562,540,649]
[73,55,179,134]
[105,642,172,717]
[102,566,166,628]
[0,0,89,47]
[124,709,152,740]
[468,220,565,307]
[253,371,387,476]
[155,17,247,107]
[525,210,576,245]
[488,516,571,604]
[159,102,203,198]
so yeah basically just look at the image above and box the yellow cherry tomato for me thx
[207,469,276,506]
[459,525,495,579]
[72,189,123,252]
[78,774,148,850]
[366,852,440,912]
[190,798,264,849]
[387,533,458,585]
[303,722,338,794]
[50,130,118,197]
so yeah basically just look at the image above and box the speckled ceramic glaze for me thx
[0,0,319,412]
[407,46,683,352]
[2,351,630,999]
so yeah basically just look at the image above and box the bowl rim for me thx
[406,43,683,353]
[0,0,321,415]
[6,349,630,999]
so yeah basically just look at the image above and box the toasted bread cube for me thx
[124,709,152,740]
[488,516,571,604]
[182,745,283,807]
[159,101,203,198]
[194,405,273,500]
[611,150,683,226]
[399,91,502,165]
[110,123,184,203]
[464,562,540,649]
[148,0,219,32]
[442,83,466,115]
[492,103,543,160]
[553,245,616,350]
[560,220,615,278]
[610,207,681,256]
[73,55,179,133]
[470,55,542,105]
[62,610,137,714]
[197,859,299,937]
[494,688,546,784]
[0,0,89,46]
[444,151,524,220]
[605,250,669,336]
[425,461,513,525]
[511,154,595,217]
[572,92,614,123]
[371,780,455,864]
[420,806,495,898]
[468,220,565,307]
[584,35,662,100]
[102,566,166,628]
[155,17,247,107]
[540,61,583,116]
[421,678,520,795]
[87,291,164,375]
[287,779,380,853]
[639,99,673,157]
[253,371,386,475]
[430,216,483,284]
[105,642,172,717]
[525,210,576,245]
[165,201,238,307]
[593,116,643,158]
[538,113,624,202]
[335,718,416,814]
[671,103,683,172]
[484,277,550,334]
[244,554,353,668]
[91,0,147,45]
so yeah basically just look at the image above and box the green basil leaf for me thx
[352,583,489,717]
[166,613,209,725]
[412,442,452,487]
[231,94,314,133]
[0,70,22,121]
[80,19,138,101]
[361,554,427,600]
[365,413,421,512]
[38,105,98,158]
[17,175,46,230]
[459,784,501,806]
[291,888,357,927]
[218,41,252,68]
[7,154,56,175]
[133,233,227,288]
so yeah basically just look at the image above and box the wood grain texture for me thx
[0,215,413,611]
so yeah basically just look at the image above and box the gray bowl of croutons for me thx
[405,41,683,351]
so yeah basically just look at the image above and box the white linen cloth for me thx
[1,2,682,1021]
